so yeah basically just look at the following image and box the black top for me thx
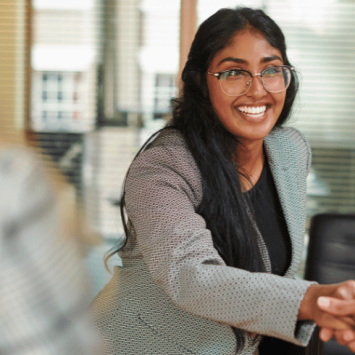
[245,156,294,353]
[244,156,292,275]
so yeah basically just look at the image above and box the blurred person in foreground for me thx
[0,120,102,354]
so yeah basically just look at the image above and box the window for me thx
[153,74,177,119]
[31,0,97,133]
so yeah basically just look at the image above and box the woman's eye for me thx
[264,67,281,76]
[229,70,244,76]
[222,70,246,80]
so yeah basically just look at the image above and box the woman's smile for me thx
[238,105,267,116]
[237,104,268,121]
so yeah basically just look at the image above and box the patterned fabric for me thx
[0,148,101,355]
[91,127,316,355]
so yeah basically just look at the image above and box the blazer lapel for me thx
[264,132,307,277]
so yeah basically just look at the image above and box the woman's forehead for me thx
[211,30,283,68]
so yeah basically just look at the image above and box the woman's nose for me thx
[246,75,267,99]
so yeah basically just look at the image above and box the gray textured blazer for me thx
[91,126,316,355]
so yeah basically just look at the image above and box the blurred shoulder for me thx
[0,146,46,189]
[0,147,53,221]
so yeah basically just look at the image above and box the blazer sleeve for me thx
[124,134,315,347]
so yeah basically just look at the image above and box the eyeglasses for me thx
[207,65,295,96]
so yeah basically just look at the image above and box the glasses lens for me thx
[262,66,292,93]
[219,70,251,96]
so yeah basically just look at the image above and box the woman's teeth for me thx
[238,106,267,116]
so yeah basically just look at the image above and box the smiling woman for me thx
[91,6,355,355]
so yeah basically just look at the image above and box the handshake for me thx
[299,280,355,352]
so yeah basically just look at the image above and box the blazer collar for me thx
[264,132,306,277]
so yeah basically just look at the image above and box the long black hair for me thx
[113,6,298,351]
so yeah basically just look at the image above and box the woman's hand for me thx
[317,282,355,352]
[299,281,355,352]
[298,281,355,329]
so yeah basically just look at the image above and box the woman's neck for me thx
[237,140,265,192]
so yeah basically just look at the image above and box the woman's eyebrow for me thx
[261,55,283,63]
[217,57,247,66]
[217,55,282,67]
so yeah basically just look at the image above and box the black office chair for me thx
[304,213,355,355]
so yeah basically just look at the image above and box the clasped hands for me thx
[300,280,355,352]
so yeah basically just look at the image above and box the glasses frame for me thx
[207,65,295,96]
